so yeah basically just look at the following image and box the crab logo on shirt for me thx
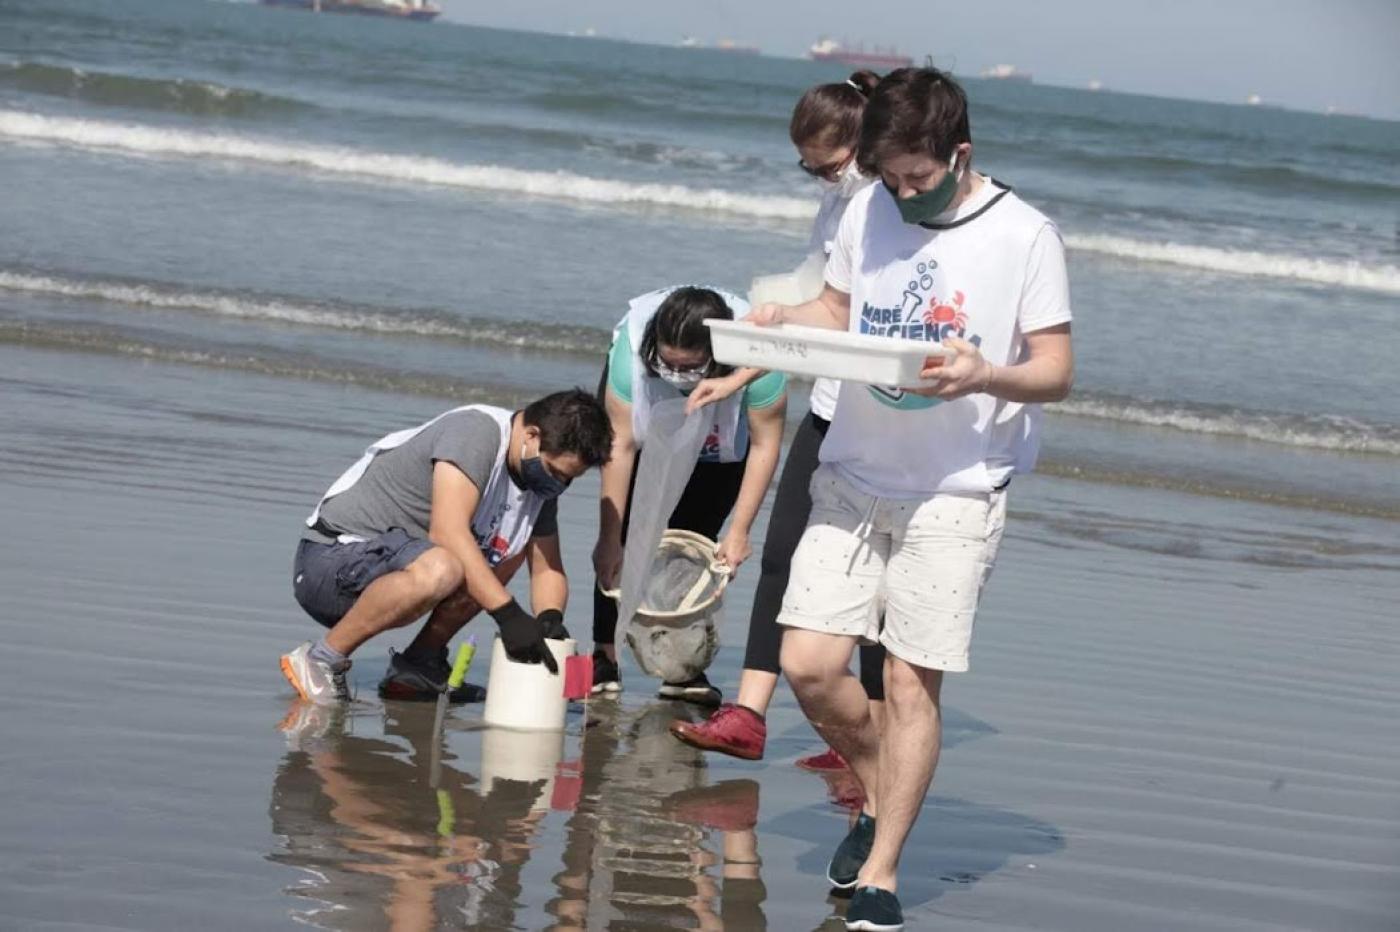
[924,290,967,333]
[859,261,981,411]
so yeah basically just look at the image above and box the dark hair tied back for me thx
[639,286,736,380]
[790,70,880,151]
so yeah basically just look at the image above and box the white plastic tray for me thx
[705,319,954,387]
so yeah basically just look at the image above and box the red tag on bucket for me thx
[562,654,593,700]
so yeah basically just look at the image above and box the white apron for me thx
[621,286,747,463]
[306,405,544,567]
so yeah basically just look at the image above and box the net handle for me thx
[598,529,730,610]
[677,563,720,612]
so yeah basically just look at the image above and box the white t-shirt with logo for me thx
[821,175,1072,498]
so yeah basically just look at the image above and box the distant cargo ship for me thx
[808,38,912,70]
[714,38,761,55]
[979,64,1033,83]
[259,0,440,22]
[679,36,761,54]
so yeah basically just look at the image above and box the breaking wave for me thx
[0,109,816,220]
[1056,391,1400,456]
[1064,234,1400,295]
[0,61,308,117]
[0,269,612,355]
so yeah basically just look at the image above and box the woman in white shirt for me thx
[670,72,888,770]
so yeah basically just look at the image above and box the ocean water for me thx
[3,0,1399,517]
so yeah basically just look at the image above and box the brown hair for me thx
[857,66,971,175]
[789,70,880,151]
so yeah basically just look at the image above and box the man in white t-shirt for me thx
[748,67,1074,931]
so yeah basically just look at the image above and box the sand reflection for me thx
[268,700,769,930]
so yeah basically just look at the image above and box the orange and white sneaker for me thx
[276,700,344,752]
[280,642,351,705]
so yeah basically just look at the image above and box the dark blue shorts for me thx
[292,528,434,628]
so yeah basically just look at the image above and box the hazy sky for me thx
[439,0,1400,120]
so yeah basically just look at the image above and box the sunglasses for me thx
[797,154,851,183]
[655,358,712,378]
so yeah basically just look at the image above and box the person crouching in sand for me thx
[281,390,612,705]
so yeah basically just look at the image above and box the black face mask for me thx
[519,441,570,499]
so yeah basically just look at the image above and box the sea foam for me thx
[0,109,815,221]
[5,109,1398,295]
[1065,233,1400,295]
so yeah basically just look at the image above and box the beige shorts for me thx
[777,464,1007,672]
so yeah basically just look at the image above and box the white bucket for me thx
[479,726,565,808]
[481,636,574,731]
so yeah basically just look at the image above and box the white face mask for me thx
[819,161,867,199]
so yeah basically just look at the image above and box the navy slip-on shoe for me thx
[827,811,876,890]
[845,885,903,931]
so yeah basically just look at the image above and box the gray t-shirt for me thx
[304,410,559,545]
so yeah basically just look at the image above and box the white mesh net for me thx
[639,532,727,616]
[614,398,708,630]
[621,530,729,682]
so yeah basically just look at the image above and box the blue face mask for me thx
[519,441,570,499]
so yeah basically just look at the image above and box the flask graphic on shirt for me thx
[900,262,938,324]
[869,260,947,411]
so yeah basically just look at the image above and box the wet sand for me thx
[3,344,1399,930]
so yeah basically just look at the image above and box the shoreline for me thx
[3,336,1395,522]
[3,342,1397,929]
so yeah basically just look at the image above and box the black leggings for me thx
[592,451,745,646]
[741,412,886,702]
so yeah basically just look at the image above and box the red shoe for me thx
[669,703,767,761]
[822,771,866,811]
[663,778,761,832]
[795,746,848,772]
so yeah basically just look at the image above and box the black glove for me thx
[537,609,570,642]
[489,599,558,674]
